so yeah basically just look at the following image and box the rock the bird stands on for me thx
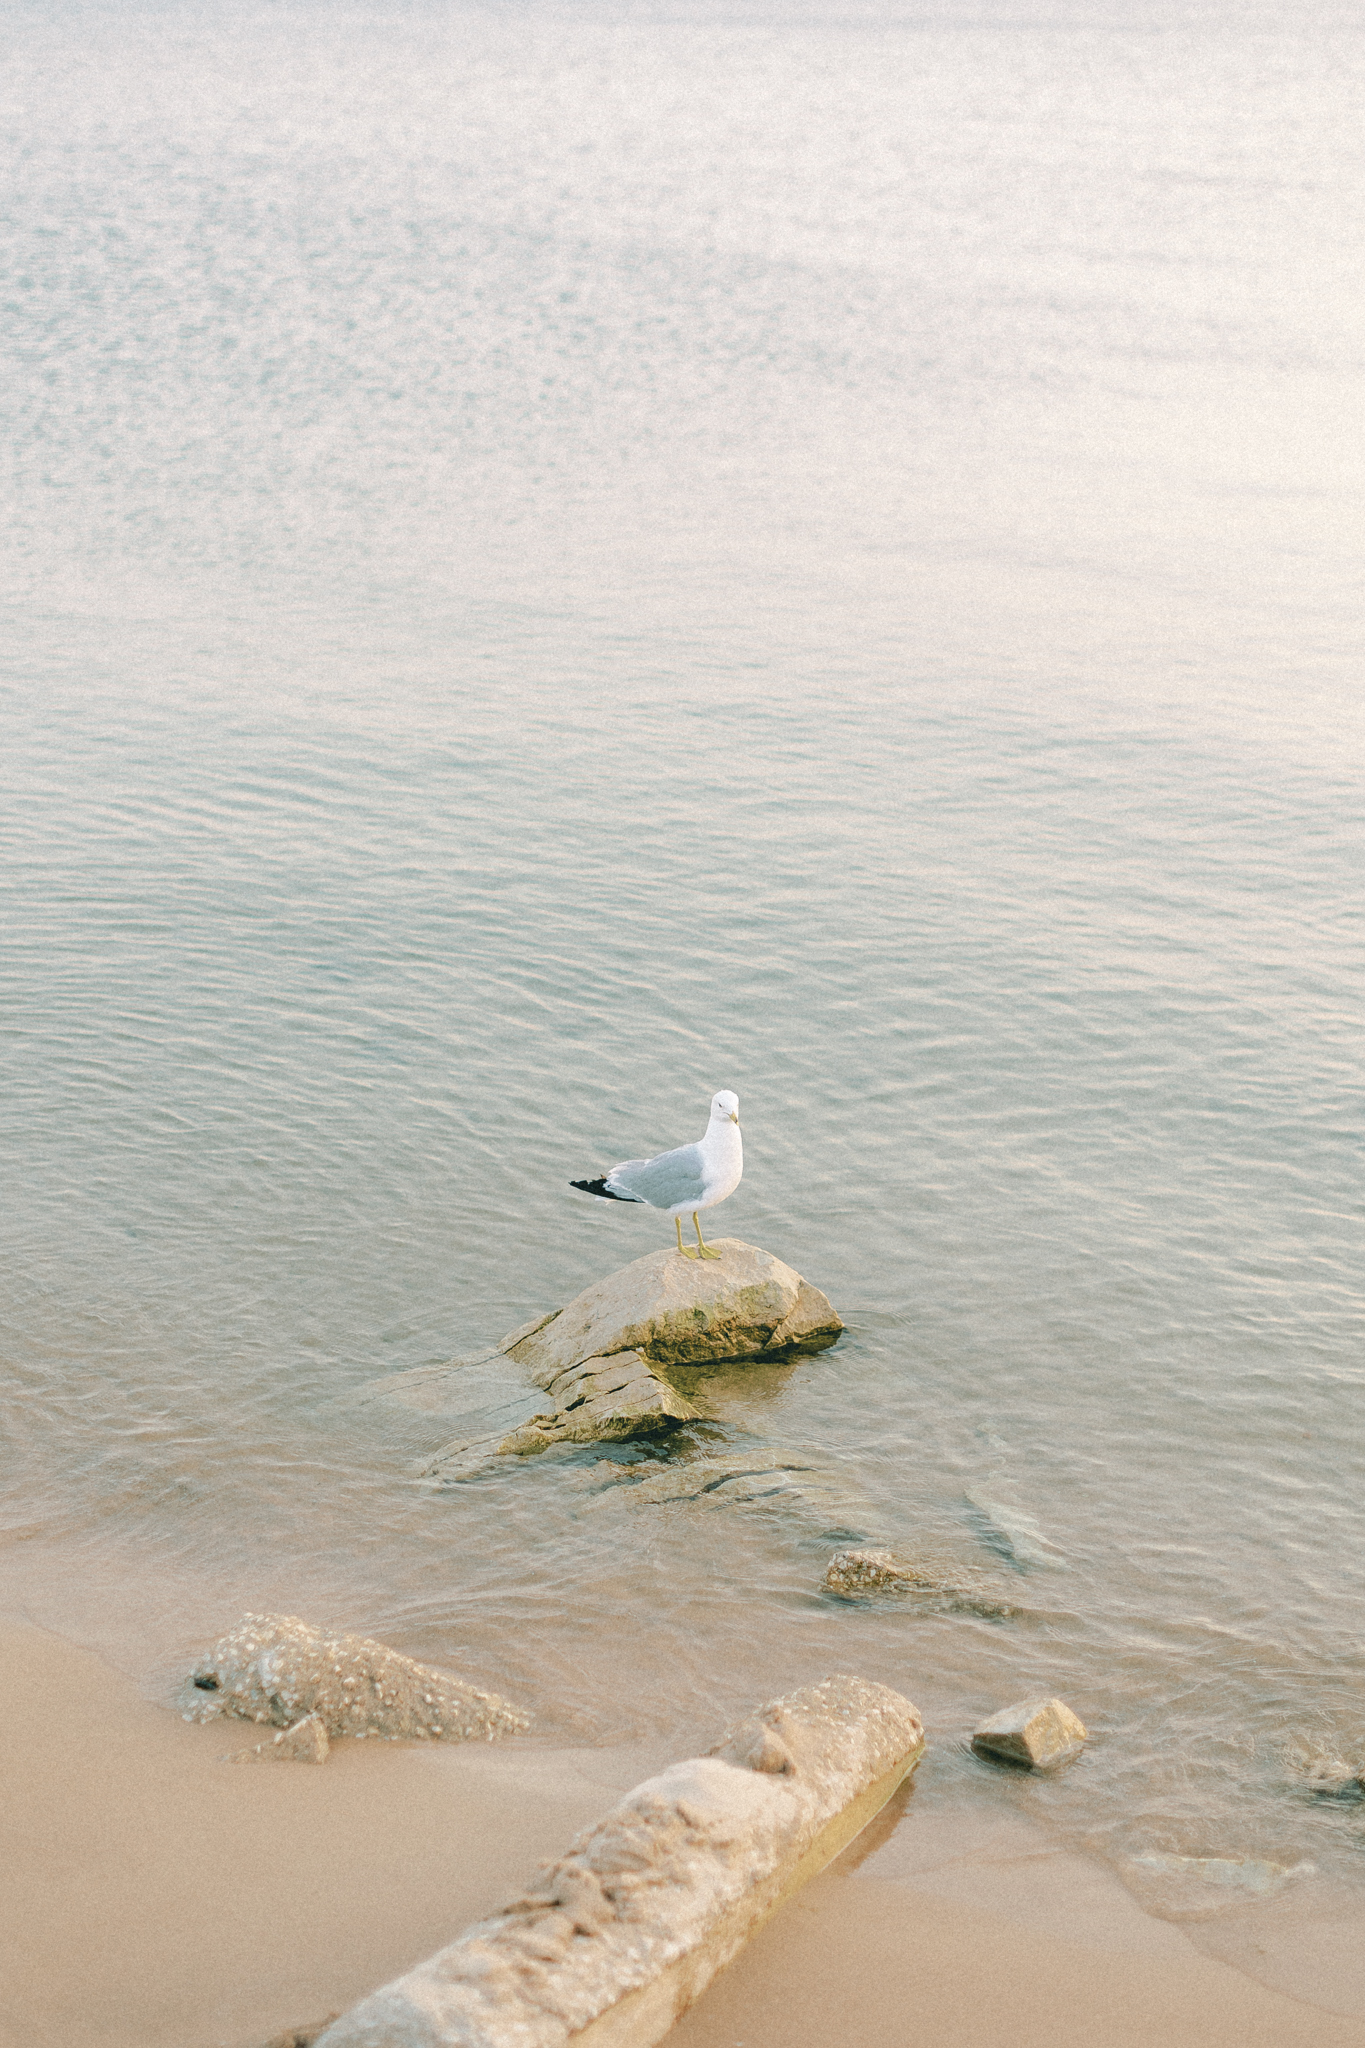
[417,1240,843,1477]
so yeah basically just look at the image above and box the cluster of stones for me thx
[183,1613,529,1748]
[190,1242,1105,2046]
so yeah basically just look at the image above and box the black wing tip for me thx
[571,1176,632,1201]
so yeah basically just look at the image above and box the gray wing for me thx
[606,1141,707,1210]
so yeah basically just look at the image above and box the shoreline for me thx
[4,1624,1364,2048]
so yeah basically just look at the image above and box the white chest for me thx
[699,1120,744,1205]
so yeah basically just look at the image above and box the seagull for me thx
[571,1090,743,1259]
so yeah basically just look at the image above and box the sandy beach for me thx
[6,1623,1365,2048]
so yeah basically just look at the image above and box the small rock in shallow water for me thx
[825,1547,918,1595]
[825,1547,1019,1618]
[600,1447,875,1541]
[971,1696,1087,1769]
[183,1614,528,1743]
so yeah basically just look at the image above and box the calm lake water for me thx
[2,0,1363,1926]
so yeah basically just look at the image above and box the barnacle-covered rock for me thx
[182,1614,528,1743]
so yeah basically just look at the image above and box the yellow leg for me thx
[693,1212,722,1259]
[676,1215,699,1259]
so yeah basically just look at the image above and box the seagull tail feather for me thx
[570,1177,642,1203]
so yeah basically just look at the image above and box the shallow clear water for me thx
[2,0,1363,1921]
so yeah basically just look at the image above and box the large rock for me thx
[182,1614,529,1743]
[313,1674,923,2048]
[501,1240,842,1386]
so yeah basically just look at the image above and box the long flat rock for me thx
[313,1673,923,2048]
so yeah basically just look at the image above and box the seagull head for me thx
[711,1089,740,1125]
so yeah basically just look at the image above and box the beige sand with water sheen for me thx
[5,1624,1365,2048]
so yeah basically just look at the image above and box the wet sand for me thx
[4,1624,1364,2048]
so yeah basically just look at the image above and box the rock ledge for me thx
[314,1673,921,2048]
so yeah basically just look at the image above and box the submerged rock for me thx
[1131,1852,1314,1902]
[226,1712,330,1764]
[1284,1745,1365,1798]
[183,1614,529,1743]
[597,1446,874,1537]
[501,1240,842,1385]
[824,1546,1018,1618]
[825,1547,921,1595]
[971,1696,1088,1769]
[964,1493,1067,1572]
[1305,1764,1365,1797]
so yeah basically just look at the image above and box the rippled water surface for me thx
[2,0,1363,1919]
